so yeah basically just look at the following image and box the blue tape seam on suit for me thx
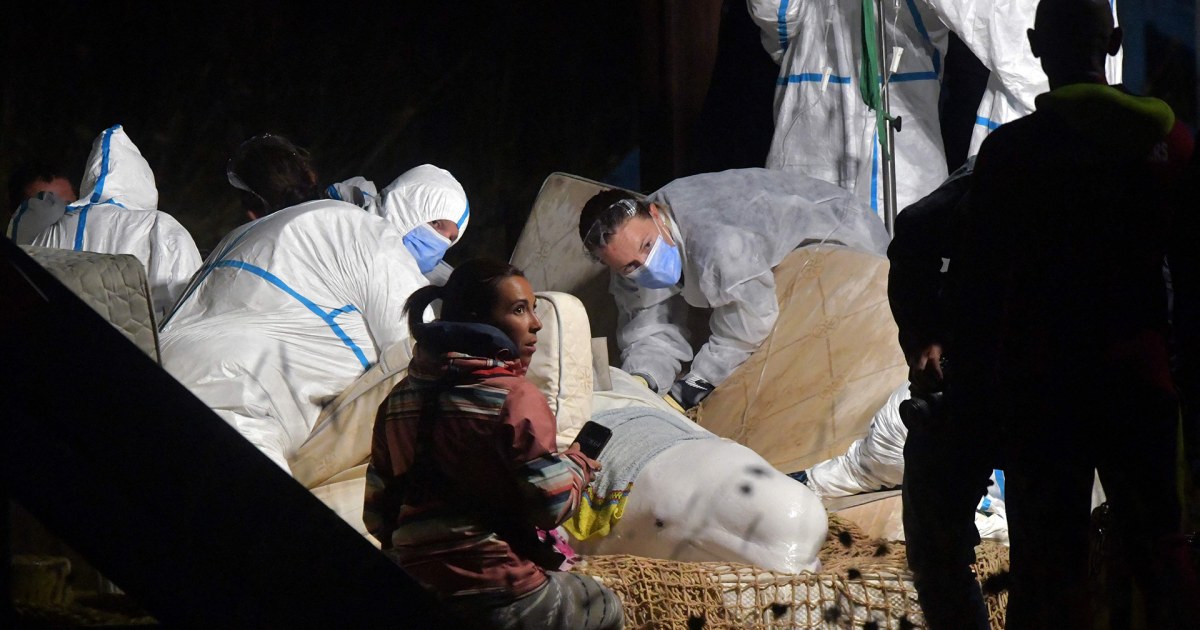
[211,259,370,370]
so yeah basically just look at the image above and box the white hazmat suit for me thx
[159,201,428,472]
[6,125,202,318]
[616,168,891,395]
[747,0,950,211]
[924,0,1122,156]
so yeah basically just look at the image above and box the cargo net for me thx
[573,513,1010,629]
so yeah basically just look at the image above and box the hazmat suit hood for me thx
[374,164,470,238]
[74,125,159,211]
[7,124,200,320]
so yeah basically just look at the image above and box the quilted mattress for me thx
[510,172,644,360]
[22,246,160,362]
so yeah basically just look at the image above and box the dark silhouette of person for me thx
[950,0,1199,626]
[889,158,994,629]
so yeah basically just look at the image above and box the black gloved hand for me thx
[667,374,715,411]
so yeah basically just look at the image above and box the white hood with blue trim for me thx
[6,125,201,319]
[373,164,470,237]
[329,164,470,241]
[77,124,159,210]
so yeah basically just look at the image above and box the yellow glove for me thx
[662,392,687,414]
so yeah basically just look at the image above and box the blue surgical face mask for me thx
[403,223,453,274]
[627,221,682,289]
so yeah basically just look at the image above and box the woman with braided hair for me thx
[364,258,623,629]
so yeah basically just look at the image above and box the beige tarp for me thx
[692,246,906,474]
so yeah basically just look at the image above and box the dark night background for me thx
[1,1,781,262]
[2,1,1195,261]
[2,1,1197,622]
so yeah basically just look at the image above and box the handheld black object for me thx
[573,421,613,459]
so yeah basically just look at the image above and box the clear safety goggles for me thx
[582,197,640,248]
[225,133,306,202]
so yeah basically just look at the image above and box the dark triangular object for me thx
[1,237,447,627]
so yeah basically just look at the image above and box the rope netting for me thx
[573,513,1010,629]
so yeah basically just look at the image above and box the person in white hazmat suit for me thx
[227,136,468,265]
[160,149,469,473]
[6,125,202,319]
[578,168,890,411]
[746,0,950,212]
[326,164,470,284]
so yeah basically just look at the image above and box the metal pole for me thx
[875,0,898,235]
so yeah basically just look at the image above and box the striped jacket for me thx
[364,348,591,598]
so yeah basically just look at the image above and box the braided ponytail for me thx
[403,284,445,337]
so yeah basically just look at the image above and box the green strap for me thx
[859,0,892,161]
